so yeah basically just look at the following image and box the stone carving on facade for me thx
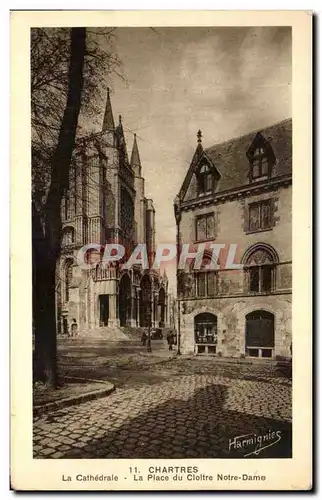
[182,302,194,315]
[247,249,274,266]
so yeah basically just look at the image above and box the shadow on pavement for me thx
[59,382,292,460]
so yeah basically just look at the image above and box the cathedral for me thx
[56,90,169,336]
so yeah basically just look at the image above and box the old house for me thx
[174,119,292,359]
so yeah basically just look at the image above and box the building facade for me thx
[56,90,169,335]
[174,119,292,359]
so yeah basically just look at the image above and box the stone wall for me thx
[177,183,292,360]
[179,185,292,263]
[180,294,292,359]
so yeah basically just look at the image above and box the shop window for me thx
[245,310,274,359]
[194,313,218,355]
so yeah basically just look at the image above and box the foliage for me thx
[31,27,123,201]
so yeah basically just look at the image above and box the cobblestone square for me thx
[33,346,292,459]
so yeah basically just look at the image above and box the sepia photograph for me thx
[10,10,312,491]
[31,24,292,460]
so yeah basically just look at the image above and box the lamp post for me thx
[176,296,181,356]
[146,309,152,353]
[174,195,182,356]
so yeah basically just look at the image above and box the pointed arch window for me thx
[64,194,69,221]
[242,244,278,294]
[95,261,109,281]
[64,260,73,302]
[120,186,134,240]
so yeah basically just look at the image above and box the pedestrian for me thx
[71,318,78,338]
[147,329,152,352]
[167,330,174,351]
[141,331,147,346]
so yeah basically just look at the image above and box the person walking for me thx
[141,330,147,346]
[167,330,174,351]
[71,318,78,338]
[147,328,152,352]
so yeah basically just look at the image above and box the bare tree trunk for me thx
[33,28,86,386]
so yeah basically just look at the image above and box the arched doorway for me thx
[119,274,132,327]
[158,287,166,327]
[194,313,218,355]
[99,295,109,326]
[245,310,275,358]
[140,275,151,327]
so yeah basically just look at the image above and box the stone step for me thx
[60,326,130,341]
[120,326,146,339]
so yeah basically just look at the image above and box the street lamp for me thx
[146,309,152,353]
[174,195,182,356]
[176,292,181,356]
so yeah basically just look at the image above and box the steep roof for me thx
[130,133,142,172]
[179,118,292,201]
[102,88,115,132]
[115,115,130,166]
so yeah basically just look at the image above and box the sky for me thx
[93,27,292,292]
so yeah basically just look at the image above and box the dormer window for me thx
[251,147,269,179]
[196,161,220,196]
[197,162,216,197]
[247,132,275,183]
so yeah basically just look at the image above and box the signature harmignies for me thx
[228,430,282,457]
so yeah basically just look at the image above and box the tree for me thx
[32,27,122,385]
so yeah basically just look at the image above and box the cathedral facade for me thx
[56,90,169,336]
[175,119,292,359]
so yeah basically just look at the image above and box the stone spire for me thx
[130,133,142,175]
[102,88,115,132]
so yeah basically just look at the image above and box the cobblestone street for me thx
[33,341,292,459]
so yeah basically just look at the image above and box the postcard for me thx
[10,10,312,491]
